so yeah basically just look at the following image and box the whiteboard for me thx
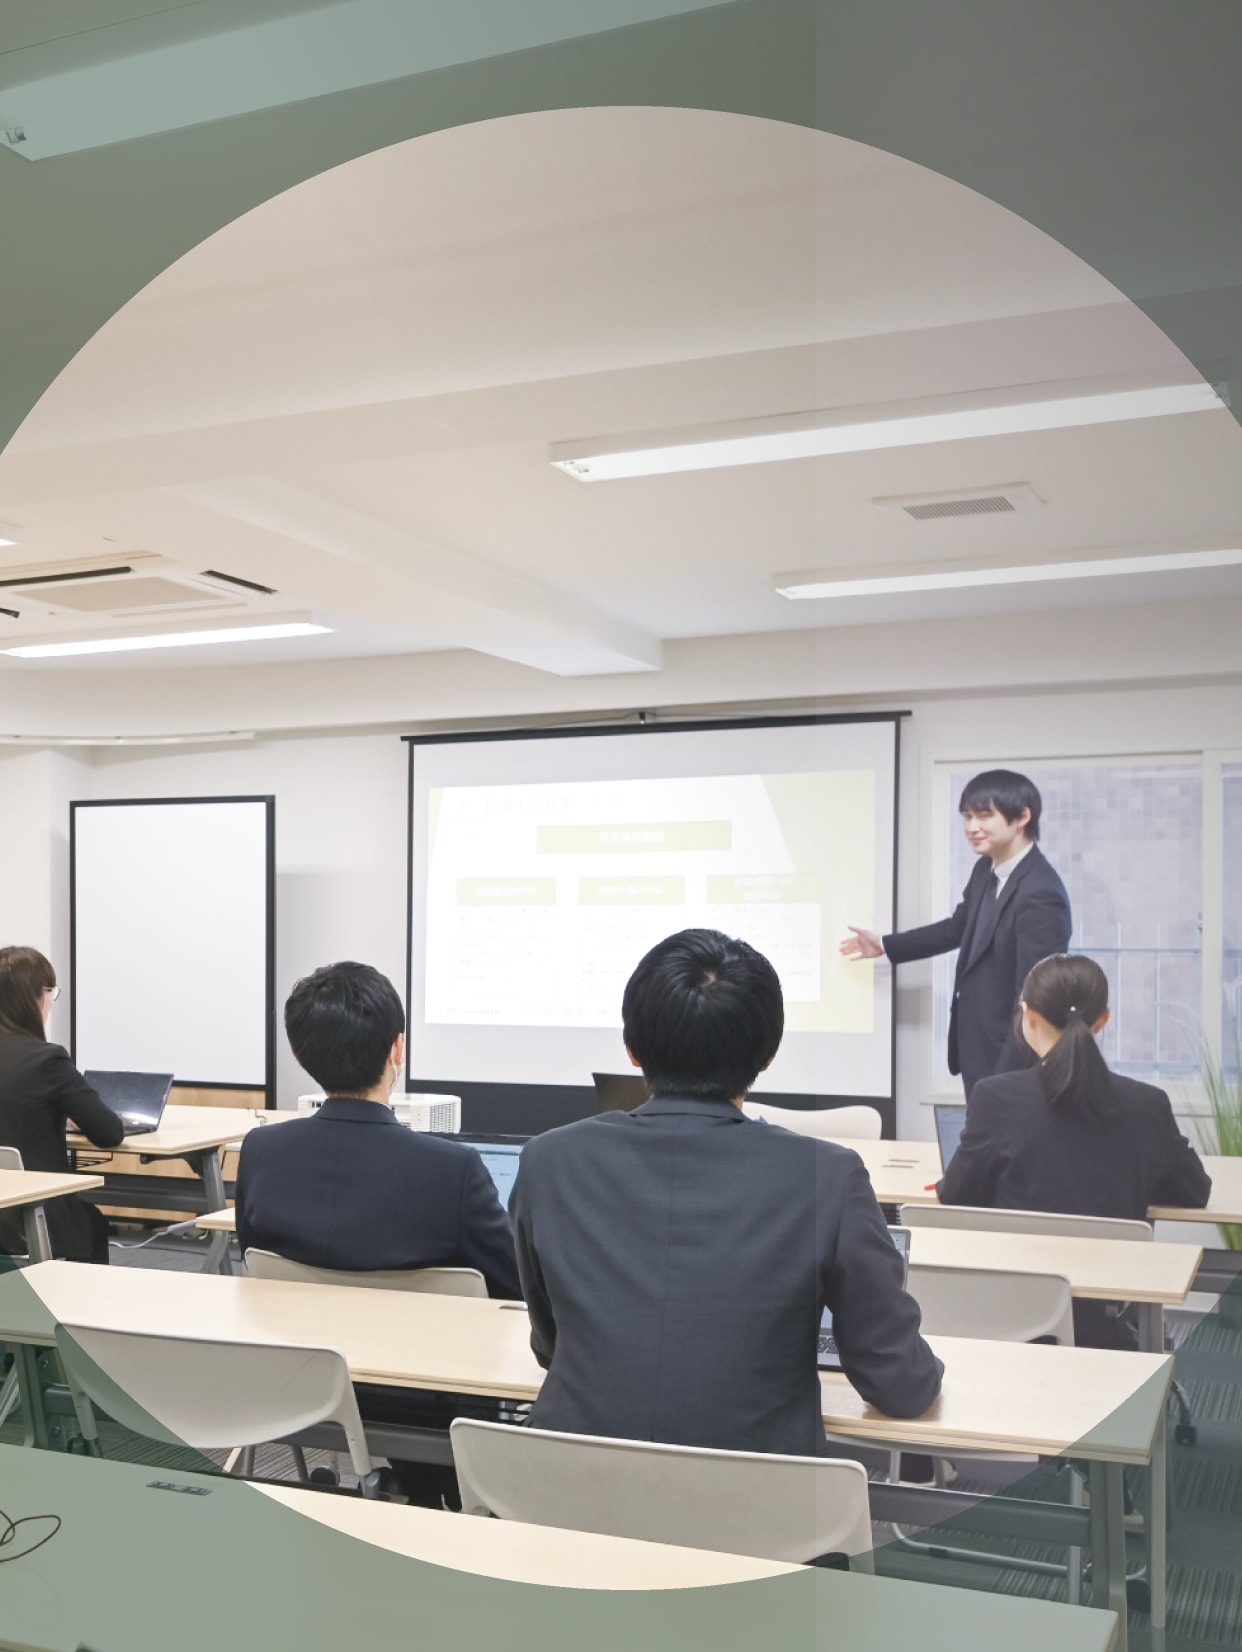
[72,798,274,1090]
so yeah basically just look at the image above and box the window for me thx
[933,759,1204,1087]
[1223,762,1242,1081]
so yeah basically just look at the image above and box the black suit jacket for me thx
[234,1098,520,1298]
[939,1064,1212,1221]
[939,1065,1211,1348]
[0,1033,124,1263]
[510,1096,942,1456]
[883,845,1072,1093]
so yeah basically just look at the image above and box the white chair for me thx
[243,1249,487,1296]
[740,1102,882,1139]
[906,1263,1076,1346]
[899,1204,1153,1242]
[450,1419,874,1568]
[0,1147,27,1431]
[54,1323,381,1496]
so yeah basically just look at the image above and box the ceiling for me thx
[0,103,1240,685]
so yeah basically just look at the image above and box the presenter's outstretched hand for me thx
[840,926,884,960]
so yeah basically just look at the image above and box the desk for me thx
[0,1445,1118,1652]
[0,1261,1166,1648]
[838,1136,1241,1226]
[69,1105,258,1267]
[0,1168,104,1265]
[907,1226,1200,1354]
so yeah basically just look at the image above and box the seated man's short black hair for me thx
[285,961,405,1096]
[958,768,1043,841]
[621,928,784,1102]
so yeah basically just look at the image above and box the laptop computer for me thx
[817,1226,911,1371]
[82,1071,174,1136]
[447,1132,530,1211]
[934,1103,968,1172]
[591,1072,649,1112]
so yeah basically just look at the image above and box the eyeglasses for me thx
[45,985,60,1002]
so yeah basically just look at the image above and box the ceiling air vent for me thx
[0,564,133,589]
[874,482,1044,521]
[200,569,278,596]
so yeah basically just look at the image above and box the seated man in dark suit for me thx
[235,960,520,1502]
[510,929,942,1458]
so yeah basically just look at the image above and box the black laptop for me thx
[591,1072,649,1112]
[82,1071,174,1136]
[934,1103,968,1172]
[817,1226,912,1371]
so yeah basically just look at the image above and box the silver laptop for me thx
[934,1103,967,1172]
[817,1226,911,1371]
[82,1071,174,1136]
[447,1133,529,1211]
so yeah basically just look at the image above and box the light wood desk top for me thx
[0,1167,104,1208]
[908,1227,1201,1304]
[0,1261,1170,1467]
[68,1103,260,1158]
[195,1205,1201,1306]
[0,1445,1119,1652]
[836,1135,1242,1225]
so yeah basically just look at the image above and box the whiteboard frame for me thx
[69,795,276,1103]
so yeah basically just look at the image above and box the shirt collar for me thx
[631,1095,748,1122]
[313,1097,402,1124]
[993,840,1035,887]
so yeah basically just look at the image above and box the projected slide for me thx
[425,771,875,1036]
[408,718,897,1098]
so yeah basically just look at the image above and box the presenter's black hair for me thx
[622,928,784,1102]
[1021,953,1113,1116]
[285,961,405,1097]
[958,769,1042,840]
[0,947,55,1041]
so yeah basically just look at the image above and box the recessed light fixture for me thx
[3,621,330,658]
[774,547,1242,600]
[0,520,21,547]
[550,378,1226,481]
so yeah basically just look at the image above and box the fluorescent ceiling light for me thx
[775,547,1242,600]
[4,622,330,658]
[0,521,21,546]
[551,379,1226,481]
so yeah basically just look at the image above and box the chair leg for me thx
[1066,1464,1084,1604]
[0,1363,21,1430]
[290,1445,310,1484]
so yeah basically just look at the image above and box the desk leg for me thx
[1142,1410,1168,1631]
[1136,1302,1165,1355]
[1089,1461,1129,1652]
[196,1148,228,1275]
[20,1205,52,1266]
[204,1230,234,1275]
[14,1343,48,1450]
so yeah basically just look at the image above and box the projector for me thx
[295,1093,461,1132]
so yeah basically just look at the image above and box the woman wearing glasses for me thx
[0,946,124,1263]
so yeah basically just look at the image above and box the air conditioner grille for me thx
[19,577,228,613]
[903,495,1016,520]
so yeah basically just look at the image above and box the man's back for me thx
[511,1097,941,1455]
[235,1099,520,1298]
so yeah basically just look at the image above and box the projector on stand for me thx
[297,1092,461,1133]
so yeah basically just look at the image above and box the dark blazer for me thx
[939,1065,1211,1348]
[0,1033,124,1263]
[234,1098,520,1299]
[883,845,1072,1094]
[510,1096,942,1456]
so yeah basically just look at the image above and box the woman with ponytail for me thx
[939,953,1211,1347]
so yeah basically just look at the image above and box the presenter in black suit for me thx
[0,946,124,1263]
[235,960,519,1505]
[842,770,1072,1096]
[939,952,1211,1346]
[510,929,942,1457]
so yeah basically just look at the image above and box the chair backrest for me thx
[0,1147,24,1171]
[450,1419,874,1565]
[242,1249,488,1296]
[906,1263,1075,1345]
[899,1203,1153,1242]
[54,1323,373,1480]
[740,1102,883,1140]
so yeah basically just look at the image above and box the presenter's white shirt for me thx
[992,839,1034,896]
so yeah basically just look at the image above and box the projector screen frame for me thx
[404,712,906,1136]
[69,794,277,1103]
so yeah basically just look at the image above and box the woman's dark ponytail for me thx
[1021,953,1113,1116]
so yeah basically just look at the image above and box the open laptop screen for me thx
[450,1133,529,1212]
[82,1070,173,1132]
[934,1104,968,1172]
